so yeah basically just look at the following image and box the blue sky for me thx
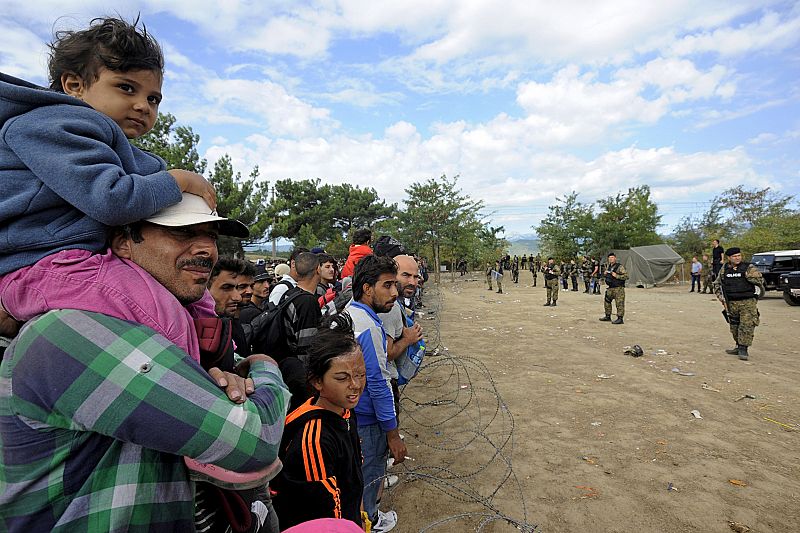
[3,1,799,237]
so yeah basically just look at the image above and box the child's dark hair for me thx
[352,255,397,301]
[306,313,360,385]
[48,16,164,91]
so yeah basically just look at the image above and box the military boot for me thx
[738,346,749,360]
[599,315,611,321]
[551,302,557,306]
[725,346,740,355]
[543,301,551,306]
[612,317,624,324]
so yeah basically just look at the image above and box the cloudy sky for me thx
[3,1,799,237]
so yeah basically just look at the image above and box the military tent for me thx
[610,244,684,288]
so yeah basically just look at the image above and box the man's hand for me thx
[387,429,407,465]
[169,169,217,210]
[208,367,253,403]
[0,304,21,338]
[403,323,423,344]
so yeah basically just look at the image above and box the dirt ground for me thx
[388,273,799,533]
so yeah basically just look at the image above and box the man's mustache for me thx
[177,258,214,270]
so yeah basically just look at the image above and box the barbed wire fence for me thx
[378,277,540,532]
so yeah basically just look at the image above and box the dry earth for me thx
[387,273,799,533]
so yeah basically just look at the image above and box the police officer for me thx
[543,257,560,306]
[713,247,764,361]
[599,252,627,324]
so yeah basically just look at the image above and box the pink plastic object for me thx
[184,457,283,490]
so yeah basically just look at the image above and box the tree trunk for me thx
[434,242,441,283]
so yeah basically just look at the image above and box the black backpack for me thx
[245,289,306,358]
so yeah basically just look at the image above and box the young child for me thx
[271,313,366,530]
[0,17,217,360]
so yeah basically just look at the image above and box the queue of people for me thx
[0,16,427,533]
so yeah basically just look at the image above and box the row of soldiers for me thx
[498,255,605,293]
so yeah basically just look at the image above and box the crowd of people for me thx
[0,16,768,533]
[0,17,430,533]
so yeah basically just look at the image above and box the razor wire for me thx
[377,275,540,532]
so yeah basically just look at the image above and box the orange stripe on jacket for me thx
[320,478,341,518]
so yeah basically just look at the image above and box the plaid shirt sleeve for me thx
[5,309,290,473]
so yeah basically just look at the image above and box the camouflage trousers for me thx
[545,278,559,302]
[604,287,625,317]
[728,298,760,347]
[701,275,712,293]
[486,273,493,290]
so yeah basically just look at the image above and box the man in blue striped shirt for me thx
[346,255,406,532]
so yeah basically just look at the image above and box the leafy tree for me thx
[715,185,794,229]
[592,185,662,253]
[265,179,333,242]
[208,156,271,256]
[329,184,395,235]
[132,113,206,173]
[396,175,485,282]
[535,191,594,259]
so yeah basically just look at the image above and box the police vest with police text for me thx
[722,262,756,300]
[605,263,625,288]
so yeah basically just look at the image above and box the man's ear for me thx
[111,232,133,259]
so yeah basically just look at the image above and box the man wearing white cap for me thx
[0,193,290,531]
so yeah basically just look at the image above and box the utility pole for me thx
[271,185,277,260]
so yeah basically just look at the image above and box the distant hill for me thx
[505,233,539,255]
[507,239,540,256]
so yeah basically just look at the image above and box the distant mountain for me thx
[505,232,538,242]
[507,238,540,256]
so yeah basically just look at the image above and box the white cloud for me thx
[0,22,49,82]
[670,9,800,57]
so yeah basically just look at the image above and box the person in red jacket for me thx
[271,312,366,530]
[339,228,372,279]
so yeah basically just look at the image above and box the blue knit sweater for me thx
[0,72,182,275]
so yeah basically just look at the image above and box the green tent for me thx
[610,244,684,288]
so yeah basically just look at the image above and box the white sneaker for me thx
[383,474,399,489]
[386,457,395,469]
[372,510,398,533]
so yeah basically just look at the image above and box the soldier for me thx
[511,258,520,283]
[485,262,493,291]
[559,261,568,290]
[569,259,579,291]
[701,254,713,294]
[599,252,627,324]
[531,255,540,287]
[713,247,764,361]
[521,254,528,271]
[543,257,561,306]
[494,260,504,294]
[591,256,601,294]
[581,256,593,293]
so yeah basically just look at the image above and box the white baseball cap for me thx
[145,193,249,238]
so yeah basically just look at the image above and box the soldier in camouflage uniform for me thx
[590,256,601,294]
[599,252,627,324]
[581,257,593,292]
[543,257,560,306]
[531,256,541,287]
[713,247,764,361]
[701,254,713,294]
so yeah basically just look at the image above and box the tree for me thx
[132,113,206,173]
[592,185,662,253]
[715,186,794,229]
[208,156,271,256]
[535,191,594,259]
[397,175,485,282]
[329,184,395,235]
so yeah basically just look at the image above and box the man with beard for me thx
[379,255,424,418]
[346,255,406,533]
[207,257,255,356]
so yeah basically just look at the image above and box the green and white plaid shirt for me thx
[0,309,289,532]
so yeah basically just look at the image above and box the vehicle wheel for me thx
[783,292,800,306]
[753,284,764,299]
